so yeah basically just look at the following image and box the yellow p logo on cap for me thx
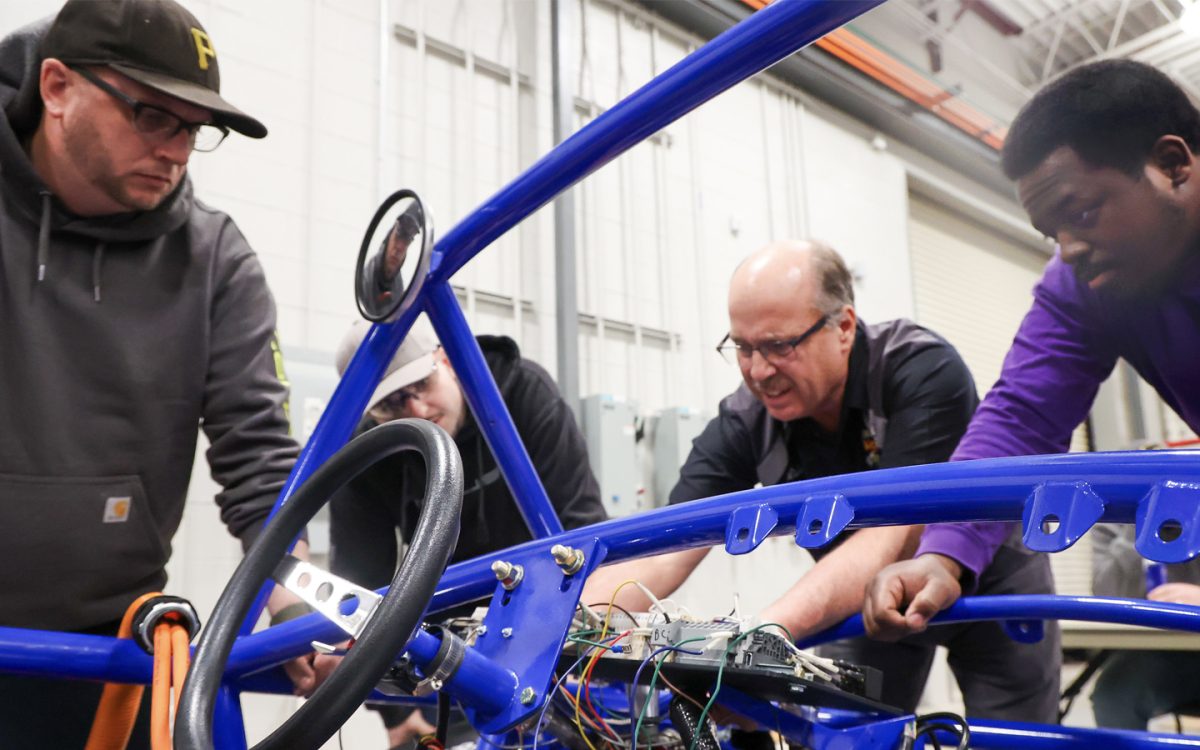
[190,28,216,71]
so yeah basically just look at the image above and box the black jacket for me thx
[672,319,978,505]
[329,335,606,592]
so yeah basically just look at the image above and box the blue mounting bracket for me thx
[725,504,779,555]
[796,494,854,549]
[1020,481,1105,553]
[462,538,602,733]
[1136,481,1200,563]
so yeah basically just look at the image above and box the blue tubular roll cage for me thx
[5,1,1200,748]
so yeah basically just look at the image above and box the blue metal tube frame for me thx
[240,0,886,632]
[4,451,1200,678]
[0,450,1165,686]
[961,719,1200,748]
[424,282,562,537]
[797,594,1200,649]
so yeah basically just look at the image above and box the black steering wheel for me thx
[177,419,463,749]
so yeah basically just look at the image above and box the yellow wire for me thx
[573,579,640,750]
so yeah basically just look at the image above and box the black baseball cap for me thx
[40,0,266,138]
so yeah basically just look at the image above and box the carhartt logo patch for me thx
[103,496,131,524]
[190,28,216,70]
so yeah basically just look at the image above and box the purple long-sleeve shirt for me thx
[915,251,1200,588]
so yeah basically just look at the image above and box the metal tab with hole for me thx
[794,493,854,549]
[1135,481,1200,563]
[273,556,382,640]
[724,504,778,555]
[1020,481,1105,553]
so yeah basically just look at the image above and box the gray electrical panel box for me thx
[652,407,707,506]
[580,394,643,518]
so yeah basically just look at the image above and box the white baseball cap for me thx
[335,316,441,413]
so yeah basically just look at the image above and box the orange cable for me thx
[150,624,173,750]
[85,592,161,750]
[170,624,190,717]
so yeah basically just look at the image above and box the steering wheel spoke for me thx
[273,556,382,640]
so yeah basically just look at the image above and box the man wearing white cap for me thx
[325,316,607,748]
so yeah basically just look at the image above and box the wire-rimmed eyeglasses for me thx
[715,315,828,365]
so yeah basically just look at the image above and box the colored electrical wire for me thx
[579,631,630,745]
[658,672,705,711]
[572,582,641,750]
[534,652,592,750]
[632,639,707,749]
[688,623,793,750]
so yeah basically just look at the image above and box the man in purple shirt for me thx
[864,59,1200,641]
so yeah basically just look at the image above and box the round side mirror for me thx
[355,190,434,322]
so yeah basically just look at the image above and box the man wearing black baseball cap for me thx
[0,1,305,746]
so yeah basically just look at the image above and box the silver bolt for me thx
[477,625,488,636]
[491,560,524,590]
[550,544,585,575]
[520,687,536,705]
[492,560,513,580]
[501,627,513,638]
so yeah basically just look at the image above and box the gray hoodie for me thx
[0,20,300,630]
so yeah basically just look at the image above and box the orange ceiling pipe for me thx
[737,0,1006,150]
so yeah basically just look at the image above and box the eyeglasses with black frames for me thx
[71,66,229,153]
[715,314,829,365]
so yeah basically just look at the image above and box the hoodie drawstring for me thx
[93,242,106,303]
[32,190,108,302]
[36,190,50,282]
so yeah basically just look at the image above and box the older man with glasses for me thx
[325,316,608,749]
[584,240,1061,722]
[0,0,303,745]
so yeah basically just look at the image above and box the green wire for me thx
[688,623,795,750]
[633,636,709,750]
[567,635,619,650]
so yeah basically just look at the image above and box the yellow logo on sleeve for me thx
[190,28,216,71]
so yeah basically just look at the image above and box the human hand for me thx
[863,554,962,641]
[1148,582,1200,606]
[284,652,318,697]
[303,641,353,698]
[266,588,321,696]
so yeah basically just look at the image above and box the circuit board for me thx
[560,611,899,716]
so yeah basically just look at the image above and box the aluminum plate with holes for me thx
[273,556,382,639]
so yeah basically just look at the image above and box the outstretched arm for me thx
[581,547,711,612]
[762,525,923,637]
[868,257,1117,639]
